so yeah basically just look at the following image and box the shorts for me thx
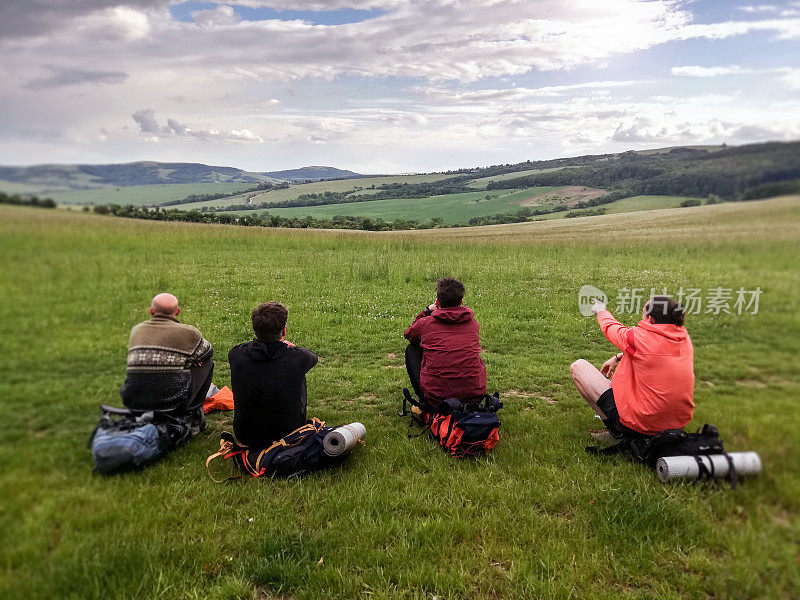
[596,389,650,440]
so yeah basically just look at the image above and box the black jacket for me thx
[229,340,318,447]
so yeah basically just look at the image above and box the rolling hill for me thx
[260,165,363,182]
[0,161,281,191]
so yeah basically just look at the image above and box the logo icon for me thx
[578,285,607,317]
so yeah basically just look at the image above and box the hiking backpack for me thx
[400,388,502,457]
[587,423,739,487]
[206,418,351,481]
[88,405,192,474]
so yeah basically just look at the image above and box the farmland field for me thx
[523,195,704,221]
[174,174,457,210]
[46,182,258,206]
[224,191,697,225]
[466,167,568,189]
[228,186,563,223]
[1,197,798,600]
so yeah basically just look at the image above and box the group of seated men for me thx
[119,278,695,450]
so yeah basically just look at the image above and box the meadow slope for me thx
[0,197,798,600]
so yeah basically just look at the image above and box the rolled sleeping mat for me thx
[323,422,366,457]
[656,452,762,483]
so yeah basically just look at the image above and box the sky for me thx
[1,1,799,173]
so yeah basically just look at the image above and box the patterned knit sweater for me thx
[120,315,213,411]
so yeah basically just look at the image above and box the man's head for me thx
[644,295,685,326]
[436,278,465,308]
[252,302,289,342]
[150,293,180,317]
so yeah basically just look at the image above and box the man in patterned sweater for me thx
[119,293,214,434]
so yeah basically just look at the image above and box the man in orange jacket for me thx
[570,295,694,439]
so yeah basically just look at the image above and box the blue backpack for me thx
[89,405,192,474]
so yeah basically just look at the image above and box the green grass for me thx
[525,195,705,221]
[0,180,56,194]
[466,167,568,189]
[635,145,726,155]
[230,187,561,224]
[174,174,456,210]
[1,197,799,600]
[226,192,694,225]
[44,182,259,206]
[603,195,700,214]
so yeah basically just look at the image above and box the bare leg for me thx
[570,359,612,420]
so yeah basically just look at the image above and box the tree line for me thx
[485,142,800,199]
[0,191,56,208]
[160,181,289,206]
[204,179,476,212]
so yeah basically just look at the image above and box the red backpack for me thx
[401,389,502,457]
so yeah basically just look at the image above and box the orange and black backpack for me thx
[206,418,349,481]
[400,388,502,457]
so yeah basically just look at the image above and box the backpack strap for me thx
[206,434,245,483]
[694,454,716,481]
[399,388,416,416]
[724,452,738,489]
[586,440,631,456]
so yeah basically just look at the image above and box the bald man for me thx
[119,293,214,434]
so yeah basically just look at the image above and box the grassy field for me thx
[45,182,258,206]
[466,167,568,189]
[225,192,691,225]
[173,174,456,210]
[0,180,56,194]
[230,187,563,223]
[1,197,798,600]
[522,195,704,221]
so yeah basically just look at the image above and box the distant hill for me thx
[0,161,364,191]
[260,166,363,182]
[0,162,281,192]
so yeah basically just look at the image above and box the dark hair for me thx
[645,296,685,326]
[436,277,465,308]
[252,302,288,342]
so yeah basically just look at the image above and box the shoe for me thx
[589,429,616,444]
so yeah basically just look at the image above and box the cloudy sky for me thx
[1,1,799,173]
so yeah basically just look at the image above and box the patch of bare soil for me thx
[514,186,606,207]
[735,379,767,388]
[504,389,557,404]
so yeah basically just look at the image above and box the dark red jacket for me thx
[404,305,486,403]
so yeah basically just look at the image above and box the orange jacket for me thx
[597,310,695,434]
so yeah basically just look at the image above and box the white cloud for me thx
[778,68,800,90]
[132,109,264,142]
[671,64,800,91]
[739,4,800,17]
[25,67,128,89]
[671,65,752,77]
[416,81,639,103]
[5,1,795,84]
[192,5,241,27]
[0,1,166,38]
[73,6,153,42]
[229,1,399,9]
[1,1,799,170]
[738,5,779,13]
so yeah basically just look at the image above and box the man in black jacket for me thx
[229,302,318,447]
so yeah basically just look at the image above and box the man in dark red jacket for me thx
[404,278,487,407]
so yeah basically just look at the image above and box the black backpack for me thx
[206,418,350,481]
[630,424,725,468]
[587,424,738,487]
